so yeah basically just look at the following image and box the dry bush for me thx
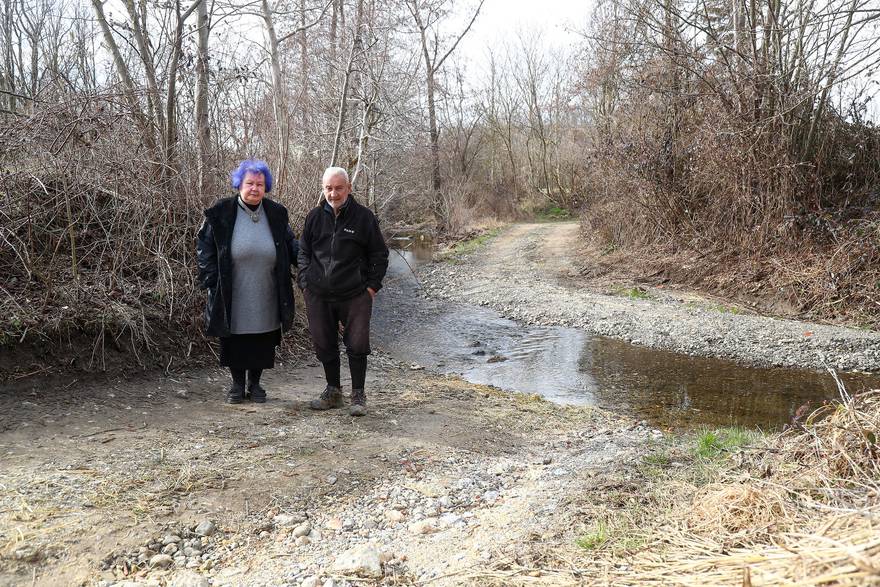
[0,101,199,375]
[0,95,312,377]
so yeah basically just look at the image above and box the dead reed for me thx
[476,388,880,586]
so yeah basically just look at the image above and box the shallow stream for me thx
[372,236,880,430]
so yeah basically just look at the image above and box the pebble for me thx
[149,553,174,569]
[194,521,216,537]
[408,518,437,535]
[11,545,40,562]
[384,509,405,523]
[332,543,383,578]
[275,513,306,527]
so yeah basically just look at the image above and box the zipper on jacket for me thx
[325,213,337,283]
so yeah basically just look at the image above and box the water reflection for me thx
[373,239,880,430]
[582,337,878,429]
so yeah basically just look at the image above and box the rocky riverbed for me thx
[418,222,880,373]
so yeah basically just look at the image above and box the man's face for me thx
[323,173,351,210]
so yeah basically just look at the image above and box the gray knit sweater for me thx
[230,200,280,334]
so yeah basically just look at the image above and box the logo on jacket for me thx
[343,228,355,234]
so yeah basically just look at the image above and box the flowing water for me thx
[373,235,880,430]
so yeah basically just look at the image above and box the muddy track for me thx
[420,222,880,373]
[0,344,649,586]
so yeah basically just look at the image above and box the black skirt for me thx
[219,329,281,369]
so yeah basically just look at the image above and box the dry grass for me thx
[475,386,880,586]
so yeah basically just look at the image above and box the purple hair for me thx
[230,159,273,192]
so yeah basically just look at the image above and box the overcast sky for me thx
[458,0,592,60]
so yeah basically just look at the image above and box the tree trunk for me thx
[89,0,157,157]
[195,0,211,195]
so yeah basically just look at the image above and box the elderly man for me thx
[298,167,389,416]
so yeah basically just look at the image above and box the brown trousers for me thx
[304,288,373,364]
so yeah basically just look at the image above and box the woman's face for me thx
[239,172,266,205]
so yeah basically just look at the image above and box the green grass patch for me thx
[535,205,572,221]
[448,228,501,258]
[614,286,650,300]
[575,519,608,550]
[693,426,759,460]
[642,451,671,467]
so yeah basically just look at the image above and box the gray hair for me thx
[322,166,350,183]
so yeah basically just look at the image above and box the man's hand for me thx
[367,287,376,300]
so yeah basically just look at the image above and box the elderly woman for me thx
[196,159,298,404]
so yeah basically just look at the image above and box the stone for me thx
[11,545,40,562]
[332,543,383,578]
[384,509,405,523]
[194,521,216,537]
[438,513,462,527]
[301,577,319,587]
[168,570,210,587]
[325,517,343,531]
[163,534,182,545]
[274,513,305,527]
[408,519,437,535]
[149,554,175,569]
[295,536,310,546]
[292,522,311,538]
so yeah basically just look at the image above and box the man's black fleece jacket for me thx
[297,195,389,302]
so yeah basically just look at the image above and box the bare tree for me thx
[405,0,484,224]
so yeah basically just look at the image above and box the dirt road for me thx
[0,345,648,586]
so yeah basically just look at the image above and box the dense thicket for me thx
[574,0,880,323]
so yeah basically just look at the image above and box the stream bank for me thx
[406,222,880,428]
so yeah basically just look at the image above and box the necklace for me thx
[238,199,261,223]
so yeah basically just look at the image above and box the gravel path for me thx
[418,222,880,373]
